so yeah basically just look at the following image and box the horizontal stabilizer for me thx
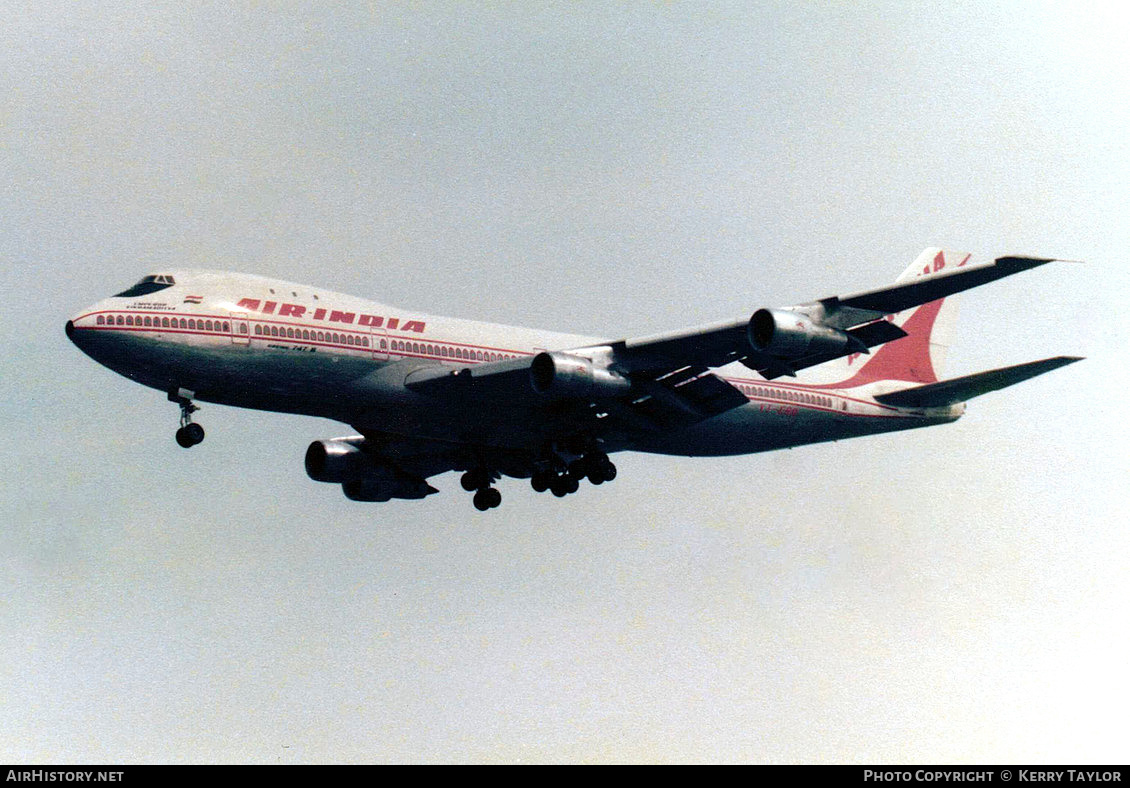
[873,356,1082,408]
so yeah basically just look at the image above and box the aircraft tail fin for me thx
[873,356,1083,408]
[813,248,969,387]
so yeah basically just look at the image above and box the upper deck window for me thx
[114,274,176,298]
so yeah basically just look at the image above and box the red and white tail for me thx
[810,248,970,388]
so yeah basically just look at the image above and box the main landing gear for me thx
[461,468,502,511]
[459,443,617,511]
[169,390,205,448]
[530,452,616,498]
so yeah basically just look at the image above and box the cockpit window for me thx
[114,274,176,298]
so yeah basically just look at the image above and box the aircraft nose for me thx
[66,308,98,348]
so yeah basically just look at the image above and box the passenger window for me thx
[97,315,105,325]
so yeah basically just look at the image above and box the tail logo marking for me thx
[921,251,971,276]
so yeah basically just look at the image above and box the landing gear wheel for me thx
[578,453,615,484]
[531,470,551,493]
[184,422,204,444]
[170,390,203,448]
[473,487,502,511]
[550,475,580,497]
[175,423,204,448]
[461,469,490,492]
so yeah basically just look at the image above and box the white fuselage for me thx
[66,270,961,459]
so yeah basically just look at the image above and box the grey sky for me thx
[2,2,1127,763]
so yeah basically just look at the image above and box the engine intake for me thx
[529,352,631,398]
[748,309,858,358]
[305,437,371,483]
[306,437,436,501]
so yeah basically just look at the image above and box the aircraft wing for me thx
[604,255,1057,379]
[815,255,1057,328]
[404,354,748,435]
[404,254,1061,434]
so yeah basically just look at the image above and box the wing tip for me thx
[995,255,1084,269]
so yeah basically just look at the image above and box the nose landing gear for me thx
[169,390,204,448]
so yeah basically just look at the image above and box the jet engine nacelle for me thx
[305,437,372,483]
[307,437,436,501]
[530,351,632,398]
[342,477,433,502]
[748,308,856,358]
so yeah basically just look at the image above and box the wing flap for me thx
[873,356,1082,408]
[624,368,748,431]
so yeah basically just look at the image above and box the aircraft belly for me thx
[76,331,378,420]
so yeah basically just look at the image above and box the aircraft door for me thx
[230,313,250,345]
[370,324,389,362]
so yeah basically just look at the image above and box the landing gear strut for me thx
[170,390,204,448]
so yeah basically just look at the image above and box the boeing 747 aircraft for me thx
[66,248,1080,510]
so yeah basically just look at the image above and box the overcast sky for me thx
[2,1,1127,763]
